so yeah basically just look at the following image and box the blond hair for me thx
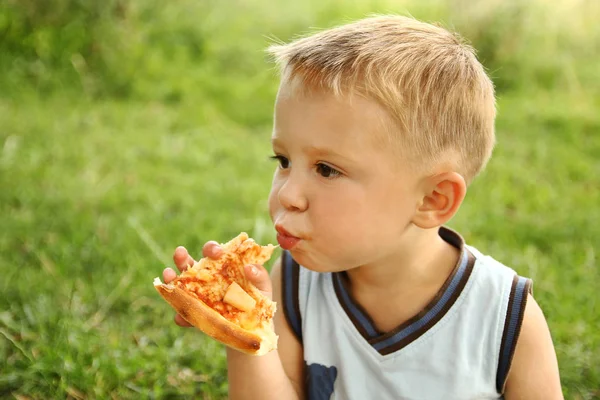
[267,15,496,183]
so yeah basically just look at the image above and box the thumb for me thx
[244,264,273,299]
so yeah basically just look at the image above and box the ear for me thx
[412,172,467,229]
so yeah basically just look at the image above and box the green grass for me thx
[1,0,599,398]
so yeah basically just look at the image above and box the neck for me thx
[345,227,460,297]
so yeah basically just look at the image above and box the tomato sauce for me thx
[176,276,244,323]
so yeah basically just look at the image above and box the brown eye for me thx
[270,155,290,169]
[316,163,341,178]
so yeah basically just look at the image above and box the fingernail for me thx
[250,265,259,276]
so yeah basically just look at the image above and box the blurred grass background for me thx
[0,0,598,398]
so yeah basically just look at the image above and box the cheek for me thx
[267,175,282,217]
[313,191,370,236]
[316,187,406,240]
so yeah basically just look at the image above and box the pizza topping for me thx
[223,282,257,312]
[195,269,212,281]
[174,275,273,330]
[165,233,277,330]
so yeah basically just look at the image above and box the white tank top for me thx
[281,227,532,400]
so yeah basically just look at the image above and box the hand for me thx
[162,240,274,327]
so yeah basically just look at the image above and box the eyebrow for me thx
[305,145,354,162]
[272,138,356,163]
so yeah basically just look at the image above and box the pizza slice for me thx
[154,232,278,355]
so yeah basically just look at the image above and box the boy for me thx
[162,15,562,399]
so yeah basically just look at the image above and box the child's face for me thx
[268,82,424,272]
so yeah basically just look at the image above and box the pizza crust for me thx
[155,281,277,355]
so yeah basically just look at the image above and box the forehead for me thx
[273,80,396,154]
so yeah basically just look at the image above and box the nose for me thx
[277,172,308,212]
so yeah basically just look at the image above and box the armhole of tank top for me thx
[496,274,533,394]
[281,250,303,343]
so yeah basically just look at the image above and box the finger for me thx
[163,267,177,283]
[174,314,192,327]
[173,246,195,272]
[244,264,273,299]
[202,241,223,259]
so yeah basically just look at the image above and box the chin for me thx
[288,248,345,273]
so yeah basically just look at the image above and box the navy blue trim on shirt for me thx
[281,250,303,342]
[332,227,476,355]
[332,273,381,339]
[496,275,532,393]
[371,249,472,352]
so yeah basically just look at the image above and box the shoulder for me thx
[465,247,562,398]
[462,246,521,310]
[503,294,563,399]
[271,251,304,342]
[269,254,306,396]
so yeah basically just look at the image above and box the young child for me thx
[163,15,562,399]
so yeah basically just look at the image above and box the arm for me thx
[503,294,563,399]
[226,256,305,400]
